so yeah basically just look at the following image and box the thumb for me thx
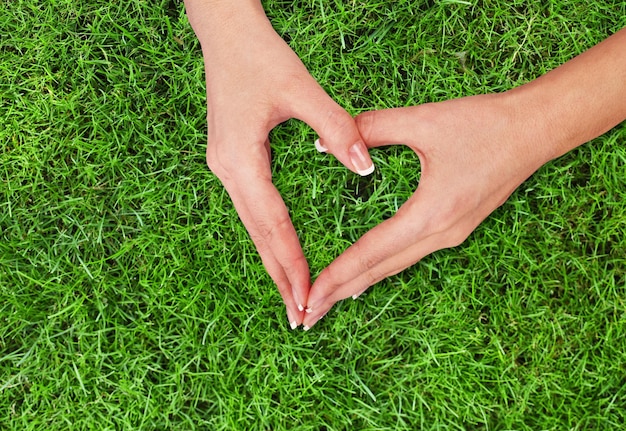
[291,87,375,176]
[355,107,420,150]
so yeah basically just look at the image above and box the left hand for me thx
[302,92,553,329]
[185,0,375,328]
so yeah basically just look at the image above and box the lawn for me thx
[1,0,626,429]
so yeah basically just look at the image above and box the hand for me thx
[302,93,553,329]
[302,27,626,329]
[185,1,375,328]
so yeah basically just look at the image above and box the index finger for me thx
[302,193,455,329]
[223,154,311,326]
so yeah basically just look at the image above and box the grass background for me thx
[1,0,626,429]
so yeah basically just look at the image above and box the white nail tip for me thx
[305,308,313,314]
[298,304,304,312]
[290,321,298,330]
[314,139,328,153]
[352,294,359,300]
[357,164,375,176]
[303,325,310,331]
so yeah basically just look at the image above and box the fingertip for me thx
[302,307,329,331]
[357,164,375,176]
[301,299,328,328]
[293,281,311,317]
[287,305,305,328]
[303,104,375,175]
[301,314,314,330]
[287,267,311,321]
[314,138,328,153]
[352,287,368,300]
[349,141,375,176]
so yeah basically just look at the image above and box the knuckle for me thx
[355,111,377,143]
[206,137,265,183]
[205,139,231,180]
[204,147,220,171]
[442,226,471,249]
[256,211,292,242]
[425,199,474,249]
[357,250,379,273]
[205,125,270,183]
[314,267,341,297]
[323,107,357,144]
[353,244,385,286]
[281,253,308,280]
[361,269,382,291]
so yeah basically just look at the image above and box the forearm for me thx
[184,0,269,46]
[512,27,626,163]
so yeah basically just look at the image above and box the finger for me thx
[355,107,422,150]
[227,182,306,326]
[290,84,376,176]
[226,142,310,319]
[238,172,311,317]
[302,191,463,329]
[304,233,447,330]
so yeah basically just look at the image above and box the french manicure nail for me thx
[315,139,328,153]
[290,321,298,330]
[298,304,304,312]
[305,307,313,314]
[303,325,310,331]
[352,294,359,300]
[349,142,375,176]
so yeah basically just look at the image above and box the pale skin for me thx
[303,27,626,329]
[184,0,375,328]
[184,0,626,330]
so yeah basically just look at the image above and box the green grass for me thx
[1,0,626,429]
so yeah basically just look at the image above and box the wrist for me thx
[184,0,268,42]
[496,87,559,170]
[504,29,626,165]
[502,81,568,168]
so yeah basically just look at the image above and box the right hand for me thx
[303,93,553,329]
[186,0,375,328]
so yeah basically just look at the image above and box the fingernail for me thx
[352,293,359,300]
[303,325,310,331]
[290,321,298,330]
[314,139,328,153]
[298,304,304,312]
[349,142,375,176]
[305,307,313,314]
